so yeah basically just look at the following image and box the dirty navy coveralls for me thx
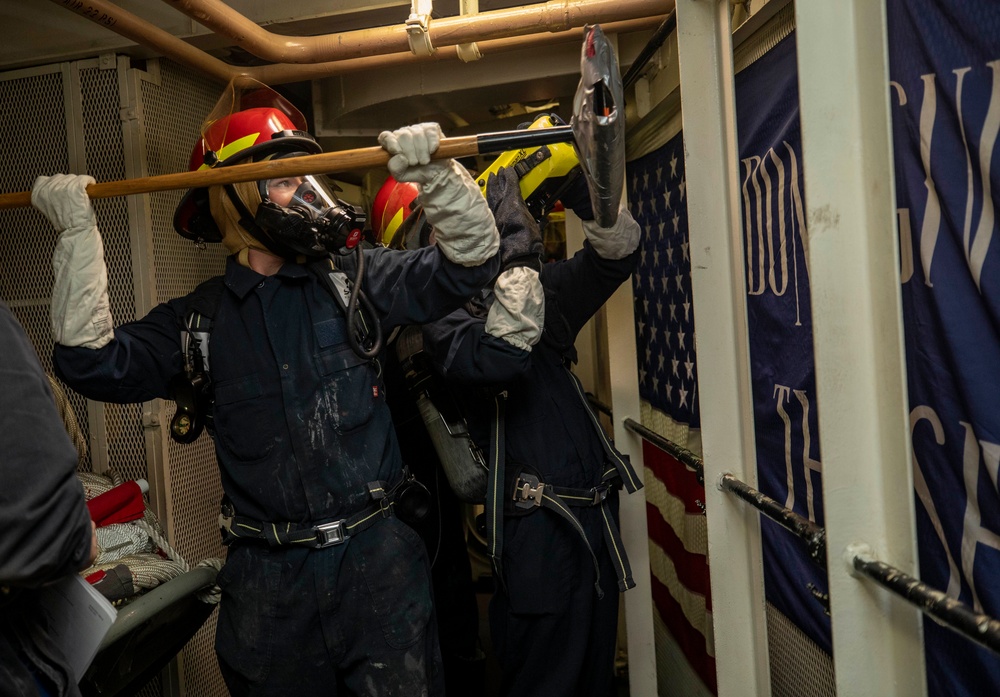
[54,246,498,697]
[422,240,641,697]
[0,300,92,697]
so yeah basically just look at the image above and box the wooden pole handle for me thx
[0,125,576,211]
[0,136,479,210]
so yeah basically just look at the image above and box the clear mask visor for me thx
[262,174,340,217]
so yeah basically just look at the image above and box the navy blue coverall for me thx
[54,245,498,697]
[422,240,640,697]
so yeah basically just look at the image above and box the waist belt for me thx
[485,367,644,599]
[219,476,402,549]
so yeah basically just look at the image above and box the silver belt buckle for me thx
[591,485,610,505]
[314,520,348,548]
[514,474,545,509]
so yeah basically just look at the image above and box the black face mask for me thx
[254,177,366,259]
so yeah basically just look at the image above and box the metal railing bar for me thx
[622,10,678,89]
[586,393,613,418]
[720,474,827,570]
[852,555,1000,655]
[622,417,705,483]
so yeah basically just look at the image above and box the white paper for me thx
[33,573,118,683]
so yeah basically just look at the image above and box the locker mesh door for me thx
[0,56,229,697]
[135,58,228,697]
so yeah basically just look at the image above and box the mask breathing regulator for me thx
[250,161,383,361]
[252,154,366,259]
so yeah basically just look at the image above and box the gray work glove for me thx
[378,123,499,266]
[32,174,114,349]
[484,167,544,273]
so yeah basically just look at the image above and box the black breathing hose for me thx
[344,246,383,359]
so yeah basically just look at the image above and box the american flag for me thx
[627,133,716,694]
[629,134,700,430]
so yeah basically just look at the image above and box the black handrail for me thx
[720,474,827,570]
[618,416,1000,655]
[853,556,1000,655]
[622,417,704,484]
[622,11,678,90]
[586,393,613,418]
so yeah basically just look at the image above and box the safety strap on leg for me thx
[522,475,636,594]
[513,473,604,599]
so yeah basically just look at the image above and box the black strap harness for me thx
[219,473,411,549]
[485,366,643,598]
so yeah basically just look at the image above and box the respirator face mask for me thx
[254,167,366,258]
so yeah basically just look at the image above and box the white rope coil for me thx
[78,469,223,605]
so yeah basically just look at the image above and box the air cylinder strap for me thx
[485,391,508,590]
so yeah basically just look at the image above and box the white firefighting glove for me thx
[485,267,545,351]
[581,202,641,260]
[32,174,114,349]
[378,123,499,266]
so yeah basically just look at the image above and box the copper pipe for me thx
[160,0,667,64]
[47,0,665,86]
[49,0,236,83]
[253,16,665,84]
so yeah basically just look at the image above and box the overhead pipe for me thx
[158,0,667,64]
[50,0,665,86]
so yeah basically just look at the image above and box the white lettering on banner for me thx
[961,61,999,290]
[959,421,1000,613]
[741,144,809,326]
[911,406,1000,612]
[894,60,1000,289]
[918,73,943,288]
[898,208,915,283]
[890,82,916,285]
[910,406,963,598]
[742,155,766,296]
[774,383,823,523]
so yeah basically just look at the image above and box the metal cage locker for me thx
[0,55,230,697]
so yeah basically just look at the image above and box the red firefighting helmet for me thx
[173,87,321,243]
[371,175,421,249]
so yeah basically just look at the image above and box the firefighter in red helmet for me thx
[32,82,500,697]
[371,174,421,249]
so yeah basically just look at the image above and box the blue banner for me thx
[734,31,832,653]
[887,0,1000,694]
